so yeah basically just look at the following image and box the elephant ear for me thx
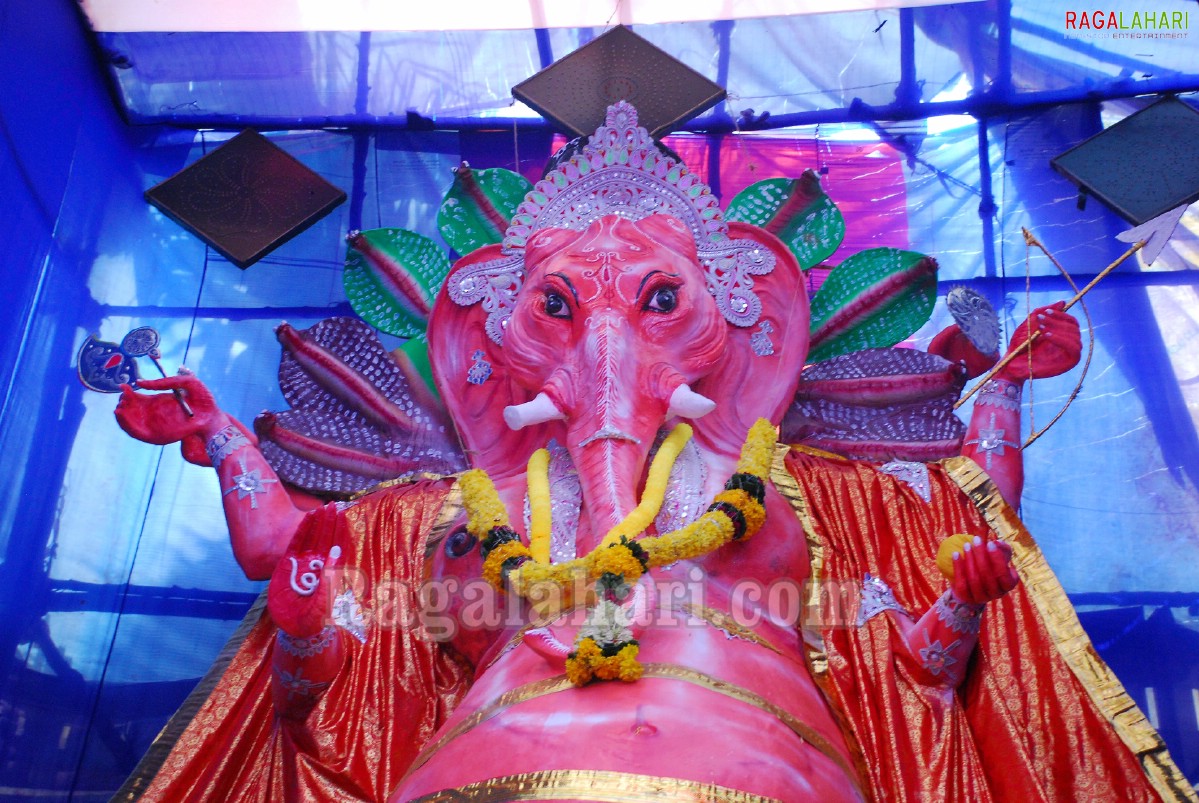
[427,244,566,481]
[690,222,810,461]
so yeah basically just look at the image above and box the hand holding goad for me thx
[115,370,226,445]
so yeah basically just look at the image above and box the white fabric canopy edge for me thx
[82,0,981,33]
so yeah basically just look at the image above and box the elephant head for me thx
[500,214,727,534]
[426,103,810,553]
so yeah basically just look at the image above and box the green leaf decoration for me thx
[437,164,533,256]
[808,248,938,363]
[344,228,450,338]
[724,170,845,269]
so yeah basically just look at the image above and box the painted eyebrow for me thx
[547,272,579,304]
[637,270,680,298]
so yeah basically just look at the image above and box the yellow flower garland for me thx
[461,419,778,687]
[565,638,643,685]
[462,419,778,598]
[460,469,509,534]
[526,448,552,565]
[482,540,532,590]
[600,423,693,546]
[590,542,647,583]
[736,418,777,477]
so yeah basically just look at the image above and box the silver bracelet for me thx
[276,625,338,658]
[205,424,250,470]
[933,590,984,636]
[975,378,1021,412]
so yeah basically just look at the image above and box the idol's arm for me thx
[961,302,1081,508]
[116,373,305,579]
[891,536,1019,687]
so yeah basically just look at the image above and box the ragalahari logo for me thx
[1065,9,1190,38]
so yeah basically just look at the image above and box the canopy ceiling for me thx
[83,2,1199,129]
[81,0,977,32]
[3,0,1199,797]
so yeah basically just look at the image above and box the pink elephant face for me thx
[505,214,727,428]
[501,215,728,538]
[428,212,810,551]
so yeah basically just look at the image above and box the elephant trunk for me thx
[545,314,712,548]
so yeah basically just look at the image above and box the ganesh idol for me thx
[109,104,1192,802]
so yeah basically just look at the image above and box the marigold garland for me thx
[640,513,733,567]
[591,540,648,584]
[601,423,693,547]
[460,419,778,686]
[566,638,642,685]
[736,419,777,478]
[461,419,778,598]
[482,540,532,590]
[526,448,552,565]
[460,469,510,534]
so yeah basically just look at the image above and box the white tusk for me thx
[503,392,566,430]
[667,384,716,419]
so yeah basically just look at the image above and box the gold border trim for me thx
[349,469,460,502]
[770,444,828,675]
[673,603,783,655]
[423,476,465,563]
[111,591,269,802]
[772,446,874,798]
[943,456,1197,803]
[404,663,860,793]
[409,768,783,802]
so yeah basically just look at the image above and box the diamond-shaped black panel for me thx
[512,25,726,139]
[145,130,346,269]
[1051,96,1199,225]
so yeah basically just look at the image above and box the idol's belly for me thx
[392,616,863,802]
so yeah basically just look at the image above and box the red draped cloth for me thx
[779,448,1193,803]
[115,479,471,802]
[116,461,1194,801]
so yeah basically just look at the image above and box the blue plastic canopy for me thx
[2,0,1198,797]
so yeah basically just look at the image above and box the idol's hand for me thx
[950,536,1019,605]
[928,324,998,379]
[115,371,227,445]
[995,302,1082,384]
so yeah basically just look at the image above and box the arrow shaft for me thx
[954,238,1143,410]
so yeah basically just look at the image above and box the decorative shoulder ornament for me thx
[945,286,1000,357]
[450,101,776,344]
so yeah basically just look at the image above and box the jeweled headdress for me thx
[448,102,776,344]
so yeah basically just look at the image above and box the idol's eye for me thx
[544,291,570,319]
[645,286,679,313]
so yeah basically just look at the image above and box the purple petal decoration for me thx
[784,348,966,462]
[260,317,465,496]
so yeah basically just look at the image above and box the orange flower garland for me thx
[459,419,778,686]
[566,639,643,685]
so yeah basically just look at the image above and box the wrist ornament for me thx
[206,422,250,470]
[934,590,984,636]
[975,378,1021,412]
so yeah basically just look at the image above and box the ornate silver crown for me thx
[449,102,776,344]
